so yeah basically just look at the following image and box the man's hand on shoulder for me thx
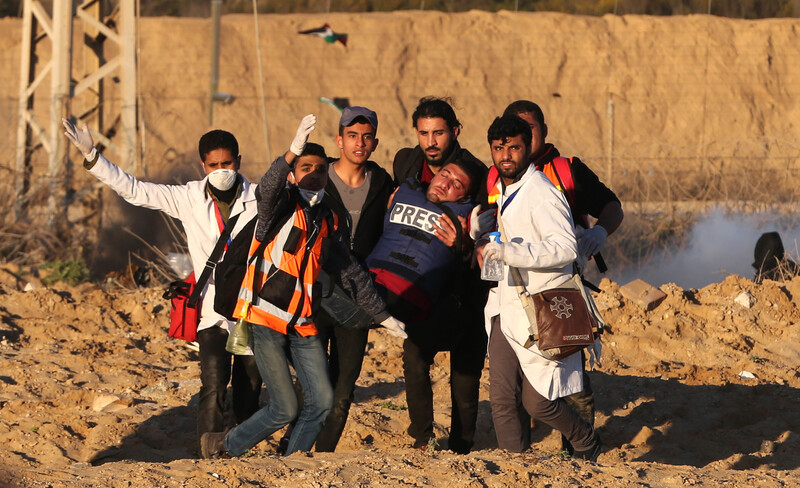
[469,206,496,240]
[433,213,463,248]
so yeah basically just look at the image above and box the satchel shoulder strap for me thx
[496,216,539,343]
[187,212,241,307]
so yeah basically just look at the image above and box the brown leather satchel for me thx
[496,218,601,361]
[529,275,599,361]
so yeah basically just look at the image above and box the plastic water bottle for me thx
[481,231,505,281]
[166,252,193,278]
[225,319,252,355]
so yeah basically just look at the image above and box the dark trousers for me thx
[196,326,262,447]
[488,317,596,453]
[398,291,486,454]
[560,363,595,452]
[313,311,370,452]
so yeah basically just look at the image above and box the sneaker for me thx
[573,438,602,462]
[200,430,229,459]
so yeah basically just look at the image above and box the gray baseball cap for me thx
[339,106,378,130]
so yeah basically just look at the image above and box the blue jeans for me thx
[224,324,333,456]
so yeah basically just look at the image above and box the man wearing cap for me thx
[313,106,396,451]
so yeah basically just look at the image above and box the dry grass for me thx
[0,184,186,288]
[2,155,799,284]
[613,157,800,205]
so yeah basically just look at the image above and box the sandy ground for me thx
[0,264,798,487]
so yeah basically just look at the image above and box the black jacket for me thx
[392,141,486,187]
[323,159,395,262]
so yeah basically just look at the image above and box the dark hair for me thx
[298,142,328,161]
[412,96,461,130]
[443,159,484,200]
[503,100,546,128]
[198,129,239,161]
[487,115,532,147]
[338,115,373,136]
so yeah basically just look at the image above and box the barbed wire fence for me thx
[1,6,800,275]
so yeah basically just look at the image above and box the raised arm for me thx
[255,114,317,237]
[63,118,186,218]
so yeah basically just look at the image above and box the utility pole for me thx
[209,0,234,126]
[15,0,139,226]
[209,0,221,126]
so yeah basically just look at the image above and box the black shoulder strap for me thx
[324,209,336,240]
[282,206,330,329]
[187,212,241,307]
[248,191,297,307]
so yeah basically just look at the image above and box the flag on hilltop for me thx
[319,97,350,114]
[299,23,348,47]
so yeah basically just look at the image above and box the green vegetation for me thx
[2,1,798,19]
[424,436,440,452]
[375,400,407,411]
[556,448,573,459]
[41,258,91,286]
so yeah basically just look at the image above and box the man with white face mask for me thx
[62,120,262,456]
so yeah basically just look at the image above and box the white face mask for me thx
[298,188,325,207]
[208,169,238,191]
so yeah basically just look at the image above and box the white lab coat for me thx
[484,165,584,400]
[89,154,258,332]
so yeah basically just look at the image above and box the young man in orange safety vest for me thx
[200,115,406,458]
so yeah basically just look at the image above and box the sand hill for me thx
[2,11,800,272]
[0,266,798,486]
[1,11,799,189]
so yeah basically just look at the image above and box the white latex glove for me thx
[380,316,407,339]
[576,226,607,258]
[468,206,497,240]
[62,118,96,160]
[483,241,504,264]
[587,337,603,370]
[290,114,317,156]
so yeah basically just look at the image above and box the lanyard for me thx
[500,188,521,215]
[212,202,232,250]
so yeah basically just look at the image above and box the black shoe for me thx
[560,434,575,456]
[200,430,229,459]
[277,435,289,456]
[448,438,472,455]
[573,439,602,462]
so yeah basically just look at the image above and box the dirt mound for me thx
[1,265,797,487]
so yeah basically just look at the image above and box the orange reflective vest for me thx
[538,156,590,228]
[233,204,336,336]
[487,156,589,228]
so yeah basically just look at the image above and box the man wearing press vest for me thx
[391,97,488,454]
